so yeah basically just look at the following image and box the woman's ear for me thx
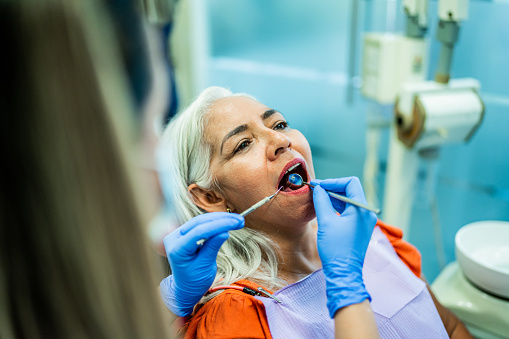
[188,183,228,213]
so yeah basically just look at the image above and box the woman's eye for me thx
[234,140,251,154]
[274,121,289,130]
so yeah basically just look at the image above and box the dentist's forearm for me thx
[333,300,380,339]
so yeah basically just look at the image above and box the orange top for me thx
[375,219,421,277]
[181,220,421,339]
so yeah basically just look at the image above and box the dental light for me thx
[394,79,484,150]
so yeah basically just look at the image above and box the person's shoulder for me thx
[376,219,422,278]
[376,219,403,238]
[181,281,272,339]
[197,284,266,316]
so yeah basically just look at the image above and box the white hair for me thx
[158,86,286,302]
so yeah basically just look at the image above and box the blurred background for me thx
[168,0,509,283]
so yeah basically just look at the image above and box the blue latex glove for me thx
[160,212,244,317]
[311,177,377,318]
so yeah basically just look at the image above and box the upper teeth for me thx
[285,163,300,174]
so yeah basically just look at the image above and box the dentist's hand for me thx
[160,212,244,317]
[311,177,377,318]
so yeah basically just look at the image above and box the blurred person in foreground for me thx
[0,0,172,337]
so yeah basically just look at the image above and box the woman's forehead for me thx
[210,96,267,118]
[205,96,269,137]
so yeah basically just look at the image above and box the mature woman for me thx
[159,87,471,338]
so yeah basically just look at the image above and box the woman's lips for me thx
[277,158,308,190]
[279,184,310,195]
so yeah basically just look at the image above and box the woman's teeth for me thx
[286,163,300,174]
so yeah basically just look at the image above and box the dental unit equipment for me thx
[361,0,484,241]
[287,173,381,215]
[196,187,282,246]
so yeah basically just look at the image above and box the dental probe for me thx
[196,187,283,247]
[240,186,282,217]
[288,173,381,215]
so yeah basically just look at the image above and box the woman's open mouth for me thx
[277,159,309,193]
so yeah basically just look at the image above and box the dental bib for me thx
[256,227,449,338]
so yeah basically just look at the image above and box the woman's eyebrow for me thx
[220,124,248,154]
[261,109,281,120]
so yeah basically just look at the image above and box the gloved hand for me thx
[160,212,244,317]
[311,177,377,318]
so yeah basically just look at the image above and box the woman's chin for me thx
[278,186,314,212]
[271,196,315,224]
[243,188,315,229]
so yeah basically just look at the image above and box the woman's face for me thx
[204,96,316,231]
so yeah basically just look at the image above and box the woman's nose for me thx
[267,131,292,160]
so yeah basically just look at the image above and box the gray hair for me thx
[158,86,286,302]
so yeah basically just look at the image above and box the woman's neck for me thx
[268,219,322,285]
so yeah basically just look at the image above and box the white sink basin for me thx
[455,220,509,299]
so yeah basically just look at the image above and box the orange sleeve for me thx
[376,219,422,278]
[181,289,272,339]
